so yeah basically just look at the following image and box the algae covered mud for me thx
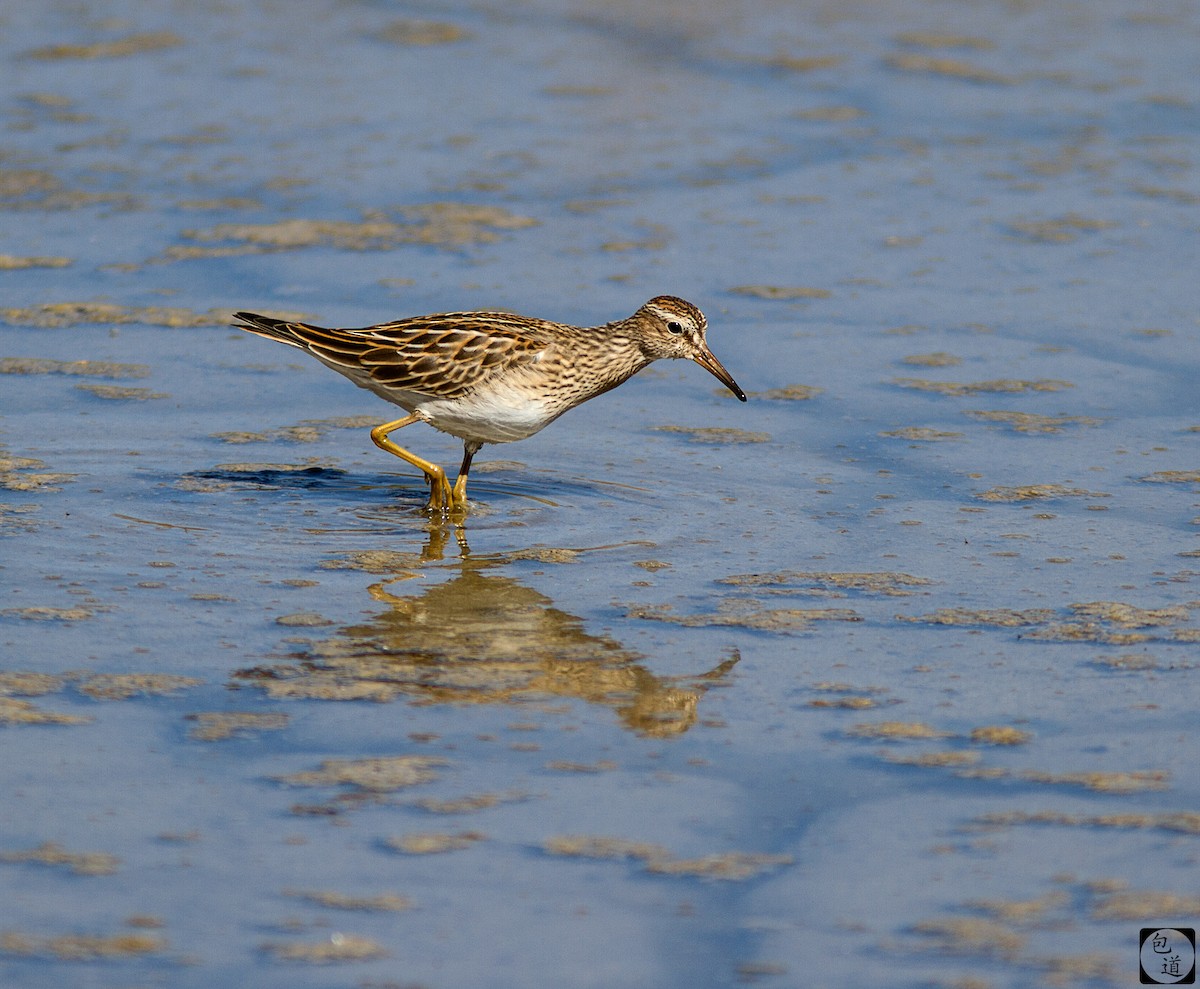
[3,1,1199,986]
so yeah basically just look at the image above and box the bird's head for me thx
[634,296,746,402]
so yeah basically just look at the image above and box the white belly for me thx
[417,381,561,444]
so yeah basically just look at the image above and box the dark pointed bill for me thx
[693,347,747,402]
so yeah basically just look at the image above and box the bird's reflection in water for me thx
[236,525,738,736]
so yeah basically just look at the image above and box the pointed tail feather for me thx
[231,311,312,349]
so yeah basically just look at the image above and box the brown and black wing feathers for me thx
[233,311,547,400]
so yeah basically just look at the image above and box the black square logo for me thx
[1141,928,1197,984]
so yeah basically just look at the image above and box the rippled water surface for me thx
[2,1,1199,986]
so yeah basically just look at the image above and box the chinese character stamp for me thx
[1141,928,1196,985]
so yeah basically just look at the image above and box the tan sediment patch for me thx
[902,352,962,367]
[970,726,1032,745]
[809,682,891,711]
[851,722,1029,746]
[318,550,427,574]
[896,607,1055,627]
[910,917,1025,958]
[0,169,59,198]
[646,852,792,880]
[377,19,470,45]
[564,198,630,213]
[77,674,203,700]
[545,760,619,773]
[501,547,585,564]
[876,750,1164,793]
[903,600,1194,644]
[0,672,68,696]
[886,53,1013,84]
[880,427,964,441]
[173,204,537,257]
[1141,470,1200,485]
[262,935,387,963]
[1026,625,1153,645]
[0,357,150,378]
[1090,652,1161,671]
[275,612,334,628]
[1007,213,1116,243]
[886,750,981,768]
[19,91,74,107]
[0,448,75,491]
[1018,770,1167,793]
[651,426,770,444]
[414,791,530,814]
[974,809,1200,835]
[967,892,1069,924]
[728,284,832,300]
[1069,601,1188,628]
[600,236,668,252]
[386,831,486,855]
[633,560,671,573]
[965,410,1101,433]
[720,570,932,597]
[0,302,229,328]
[809,696,881,710]
[1091,889,1200,921]
[0,255,72,269]
[894,377,1073,395]
[124,915,165,929]
[848,721,949,740]
[793,105,866,122]
[186,712,289,741]
[907,889,1120,981]
[0,931,165,959]
[25,31,182,60]
[544,835,790,881]
[284,889,411,911]
[813,681,887,694]
[0,187,135,212]
[274,756,447,792]
[755,54,845,73]
[177,197,263,211]
[544,835,668,861]
[0,504,39,532]
[212,416,379,444]
[0,698,90,726]
[1134,185,1200,205]
[0,842,119,876]
[75,384,168,400]
[627,600,859,631]
[1,606,93,621]
[974,483,1108,502]
[752,383,823,400]
[309,415,381,429]
[213,428,318,444]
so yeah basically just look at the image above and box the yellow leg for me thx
[370,415,453,511]
[450,442,482,509]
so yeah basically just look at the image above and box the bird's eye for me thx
[667,321,683,335]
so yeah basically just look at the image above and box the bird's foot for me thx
[423,471,470,517]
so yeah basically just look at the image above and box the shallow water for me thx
[2,1,1199,986]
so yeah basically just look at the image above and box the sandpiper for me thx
[232,296,746,512]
